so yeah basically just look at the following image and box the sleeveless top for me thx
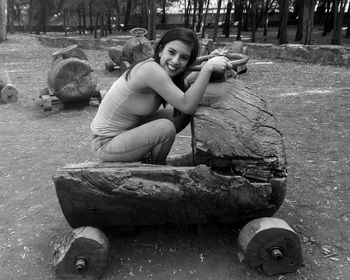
[91,59,161,137]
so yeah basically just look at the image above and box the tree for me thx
[196,0,204,32]
[294,0,303,41]
[251,0,258,42]
[212,0,222,42]
[0,0,6,42]
[346,2,350,38]
[7,0,15,34]
[234,0,244,40]
[278,0,289,44]
[147,0,156,41]
[200,0,210,38]
[302,0,317,44]
[123,0,132,31]
[322,0,333,36]
[331,0,348,44]
[222,0,232,38]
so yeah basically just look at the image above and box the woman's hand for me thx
[204,55,232,73]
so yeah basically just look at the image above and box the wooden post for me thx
[0,70,18,103]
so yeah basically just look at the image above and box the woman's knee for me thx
[157,119,176,139]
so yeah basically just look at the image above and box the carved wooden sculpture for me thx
[105,28,154,72]
[40,45,98,111]
[53,57,294,278]
[53,67,287,228]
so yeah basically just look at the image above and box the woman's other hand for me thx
[204,56,232,73]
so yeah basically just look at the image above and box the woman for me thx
[91,28,231,164]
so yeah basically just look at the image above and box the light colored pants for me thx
[91,108,190,164]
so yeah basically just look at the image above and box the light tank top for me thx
[91,59,161,137]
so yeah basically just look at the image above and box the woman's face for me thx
[159,40,192,77]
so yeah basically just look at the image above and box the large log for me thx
[0,69,18,103]
[47,46,97,103]
[53,76,287,228]
[54,162,285,229]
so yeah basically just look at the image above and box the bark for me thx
[212,0,223,42]
[251,0,258,42]
[147,0,156,41]
[331,0,347,44]
[200,0,210,38]
[223,0,233,38]
[302,0,317,45]
[123,0,132,31]
[0,0,6,42]
[47,46,97,103]
[295,0,303,41]
[279,0,289,44]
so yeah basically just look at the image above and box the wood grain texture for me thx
[238,217,303,276]
[54,162,285,228]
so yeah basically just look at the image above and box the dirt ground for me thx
[0,34,349,280]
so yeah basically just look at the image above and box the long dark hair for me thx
[153,27,199,91]
[125,28,199,107]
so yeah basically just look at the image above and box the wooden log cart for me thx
[0,70,19,103]
[39,45,101,111]
[52,54,303,279]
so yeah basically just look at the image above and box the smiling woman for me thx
[90,27,230,164]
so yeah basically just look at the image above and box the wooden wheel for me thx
[53,226,110,280]
[41,94,52,111]
[104,60,115,72]
[238,217,303,276]
[1,84,18,103]
[129,27,147,37]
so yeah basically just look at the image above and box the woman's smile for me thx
[159,40,192,77]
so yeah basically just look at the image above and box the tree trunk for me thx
[212,0,223,42]
[82,0,86,33]
[89,0,93,33]
[78,9,82,35]
[331,0,347,44]
[123,0,132,31]
[160,0,166,24]
[223,0,233,38]
[235,0,243,41]
[54,77,286,229]
[63,8,67,37]
[302,0,317,45]
[279,0,289,44]
[8,0,15,34]
[196,0,203,32]
[262,0,269,38]
[346,3,350,38]
[295,0,303,41]
[192,0,198,30]
[147,0,156,41]
[184,0,192,28]
[94,12,99,38]
[140,0,148,29]
[251,0,257,42]
[201,0,210,38]
[0,0,6,42]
